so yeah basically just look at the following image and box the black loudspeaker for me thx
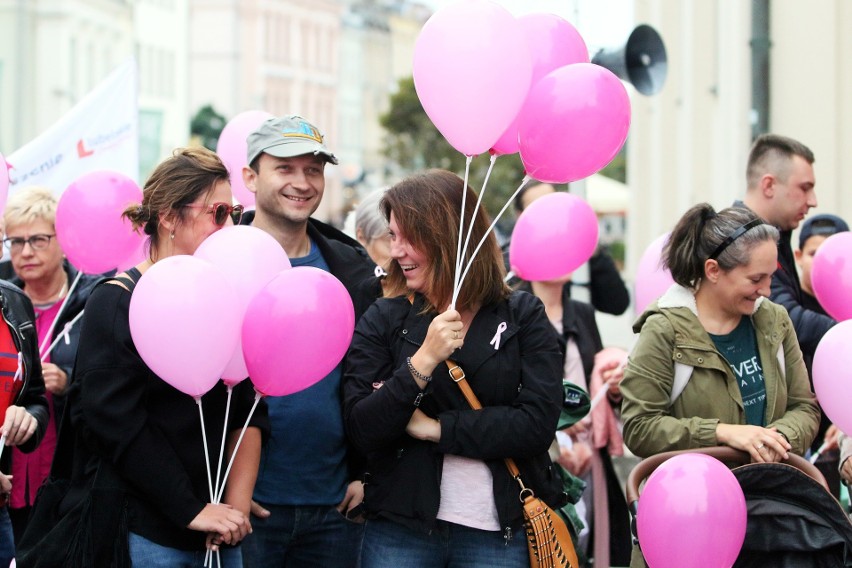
[591,24,667,96]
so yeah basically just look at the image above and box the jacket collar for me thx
[655,283,765,317]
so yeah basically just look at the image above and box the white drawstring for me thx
[489,322,508,350]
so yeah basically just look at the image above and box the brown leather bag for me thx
[447,359,579,568]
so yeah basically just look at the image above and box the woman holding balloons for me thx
[51,147,267,566]
[2,186,100,542]
[343,170,565,567]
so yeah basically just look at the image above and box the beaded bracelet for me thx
[406,357,432,383]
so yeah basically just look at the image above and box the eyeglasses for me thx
[184,202,244,226]
[2,234,56,253]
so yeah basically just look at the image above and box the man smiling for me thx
[240,115,378,567]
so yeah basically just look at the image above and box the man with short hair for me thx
[741,134,833,360]
[240,115,378,567]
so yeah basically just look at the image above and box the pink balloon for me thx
[813,321,852,433]
[413,0,532,156]
[55,171,143,274]
[491,14,589,156]
[217,110,274,207]
[0,153,9,214]
[637,454,747,568]
[509,192,599,281]
[811,232,852,321]
[116,232,149,273]
[129,256,242,398]
[194,226,292,384]
[519,63,631,183]
[634,233,675,316]
[242,267,355,397]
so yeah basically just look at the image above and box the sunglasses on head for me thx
[184,202,244,226]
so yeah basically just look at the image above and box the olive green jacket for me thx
[621,284,819,459]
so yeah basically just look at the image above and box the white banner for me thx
[6,58,139,197]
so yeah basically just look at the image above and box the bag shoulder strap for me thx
[446,359,522,482]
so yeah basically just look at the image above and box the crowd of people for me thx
[0,115,847,568]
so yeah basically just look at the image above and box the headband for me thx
[708,218,764,261]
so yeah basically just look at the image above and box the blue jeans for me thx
[241,503,362,568]
[360,518,529,568]
[0,507,13,568]
[129,532,243,567]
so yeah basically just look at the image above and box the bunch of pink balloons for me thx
[128,226,356,401]
[55,170,144,274]
[634,233,675,316]
[811,232,852,321]
[217,110,274,207]
[813,321,852,433]
[637,453,747,568]
[413,2,631,182]
[509,192,599,281]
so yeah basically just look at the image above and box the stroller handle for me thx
[625,446,829,504]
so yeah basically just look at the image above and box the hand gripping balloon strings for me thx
[0,353,23,462]
[451,154,498,309]
[41,310,85,362]
[38,271,83,360]
[214,390,262,504]
[450,156,473,310]
[456,175,532,296]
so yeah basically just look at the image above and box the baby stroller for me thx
[626,446,852,567]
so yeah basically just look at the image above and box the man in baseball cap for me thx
[241,115,379,567]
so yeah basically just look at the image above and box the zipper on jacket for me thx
[503,525,513,545]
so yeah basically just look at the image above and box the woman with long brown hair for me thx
[343,170,565,567]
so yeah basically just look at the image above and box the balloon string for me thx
[38,271,83,359]
[458,175,532,293]
[503,270,515,283]
[212,385,233,504]
[196,397,215,504]
[41,309,85,362]
[214,391,262,504]
[451,154,497,308]
[450,155,473,311]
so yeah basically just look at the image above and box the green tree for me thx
[190,105,227,151]
[380,77,526,232]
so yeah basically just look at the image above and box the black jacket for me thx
[769,229,835,359]
[343,291,566,537]
[0,279,48,471]
[10,261,99,424]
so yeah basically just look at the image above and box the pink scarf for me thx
[590,346,627,457]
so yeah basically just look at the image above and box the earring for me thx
[170,232,175,240]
